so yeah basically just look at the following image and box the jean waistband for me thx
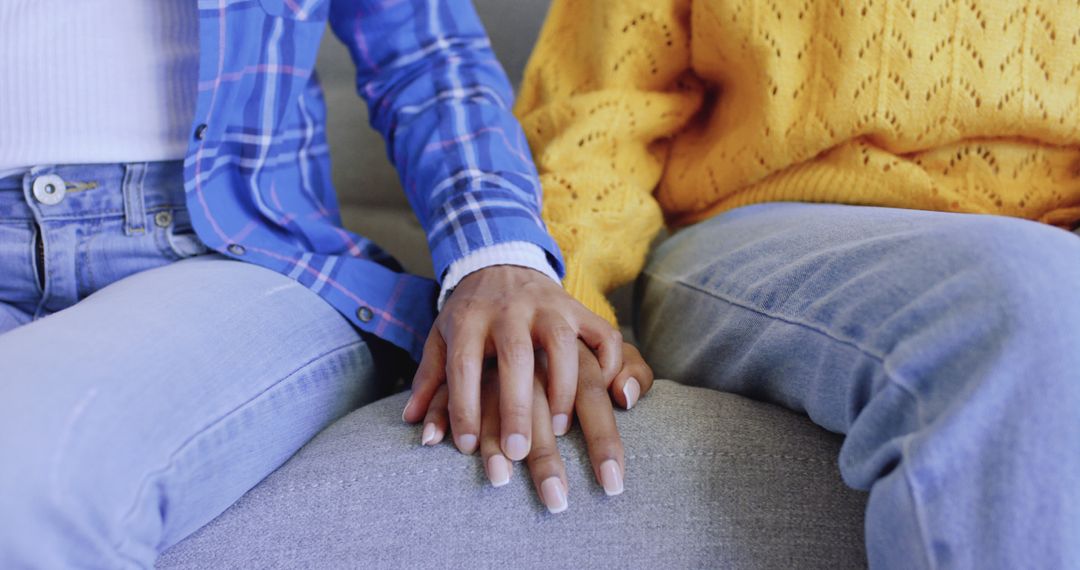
[0,162,186,223]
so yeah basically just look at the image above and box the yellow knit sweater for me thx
[514,0,1080,324]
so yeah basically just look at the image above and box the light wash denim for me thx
[636,203,1080,569]
[0,163,379,568]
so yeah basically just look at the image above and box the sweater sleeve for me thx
[513,0,705,325]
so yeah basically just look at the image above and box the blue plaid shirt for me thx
[186,0,564,361]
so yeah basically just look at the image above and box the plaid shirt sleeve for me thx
[327,0,565,283]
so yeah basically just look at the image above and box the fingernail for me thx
[421,423,437,446]
[504,433,529,461]
[401,396,413,422]
[457,434,478,455]
[600,459,624,496]
[541,477,568,514]
[487,455,512,487]
[551,414,570,436]
[623,377,641,410]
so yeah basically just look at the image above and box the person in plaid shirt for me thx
[0,1,650,564]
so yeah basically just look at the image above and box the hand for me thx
[402,266,623,462]
[417,340,655,513]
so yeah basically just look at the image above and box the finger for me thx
[534,312,578,436]
[405,328,447,423]
[576,343,626,496]
[526,378,569,514]
[479,369,512,487]
[493,318,535,461]
[609,343,655,410]
[576,309,623,383]
[446,323,486,455]
[420,384,450,446]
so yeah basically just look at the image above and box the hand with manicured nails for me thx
[413,340,655,512]
[402,265,624,461]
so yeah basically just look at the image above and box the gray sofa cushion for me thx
[158,381,867,569]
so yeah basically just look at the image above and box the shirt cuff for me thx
[437,241,562,310]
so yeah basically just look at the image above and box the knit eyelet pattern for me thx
[516,0,1080,322]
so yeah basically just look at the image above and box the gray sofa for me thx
[157,2,869,568]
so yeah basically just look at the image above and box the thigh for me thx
[0,220,39,334]
[0,255,379,567]
[0,302,31,335]
[636,203,1080,433]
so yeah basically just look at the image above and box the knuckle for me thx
[547,324,578,346]
[500,400,532,421]
[528,446,562,467]
[500,340,535,365]
[449,408,474,429]
[587,434,621,453]
[579,379,609,396]
[447,353,477,380]
[609,329,624,345]
[577,349,603,373]
[444,308,477,331]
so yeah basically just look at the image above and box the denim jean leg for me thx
[637,203,1080,569]
[0,302,31,334]
[0,256,379,569]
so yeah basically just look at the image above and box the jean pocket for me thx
[154,208,208,261]
[258,0,328,21]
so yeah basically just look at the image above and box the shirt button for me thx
[227,244,246,256]
[356,306,374,323]
[194,124,208,140]
[154,211,173,228]
[32,174,66,206]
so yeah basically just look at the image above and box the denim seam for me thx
[110,338,370,564]
[652,272,925,407]
[81,218,103,294]
[902,437,937,570]
[653,272,935,566]
[0,205,181,223]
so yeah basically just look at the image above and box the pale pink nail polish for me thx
[505,433,529,461]
[421,423,437,446]
[551,414,570,436]
[600,459,624,496]
[541,477,568,514]
[623,377,641,410]
[401,396,414,422]
[457,434,478,454]
[487,455,512,487]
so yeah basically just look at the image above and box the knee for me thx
[923,216,1080,330]
[902,217,1080,404]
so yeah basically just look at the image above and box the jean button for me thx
[227,244,246,256]
[356,306,374,323]
[32,174,66,206]
[154,211,173,228]
[194,124,208,141]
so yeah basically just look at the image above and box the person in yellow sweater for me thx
[515,0,1080,567]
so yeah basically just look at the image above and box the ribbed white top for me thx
[0,0,199,171]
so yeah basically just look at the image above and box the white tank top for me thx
[0,0,199,172]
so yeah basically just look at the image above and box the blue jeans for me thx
[0,163,379,568]
[637,203,1080,569]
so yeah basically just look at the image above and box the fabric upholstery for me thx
[158,381,868,569]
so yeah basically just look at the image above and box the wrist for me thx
[438,242,560,310]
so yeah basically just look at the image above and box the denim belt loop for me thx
[122,162,148,236]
